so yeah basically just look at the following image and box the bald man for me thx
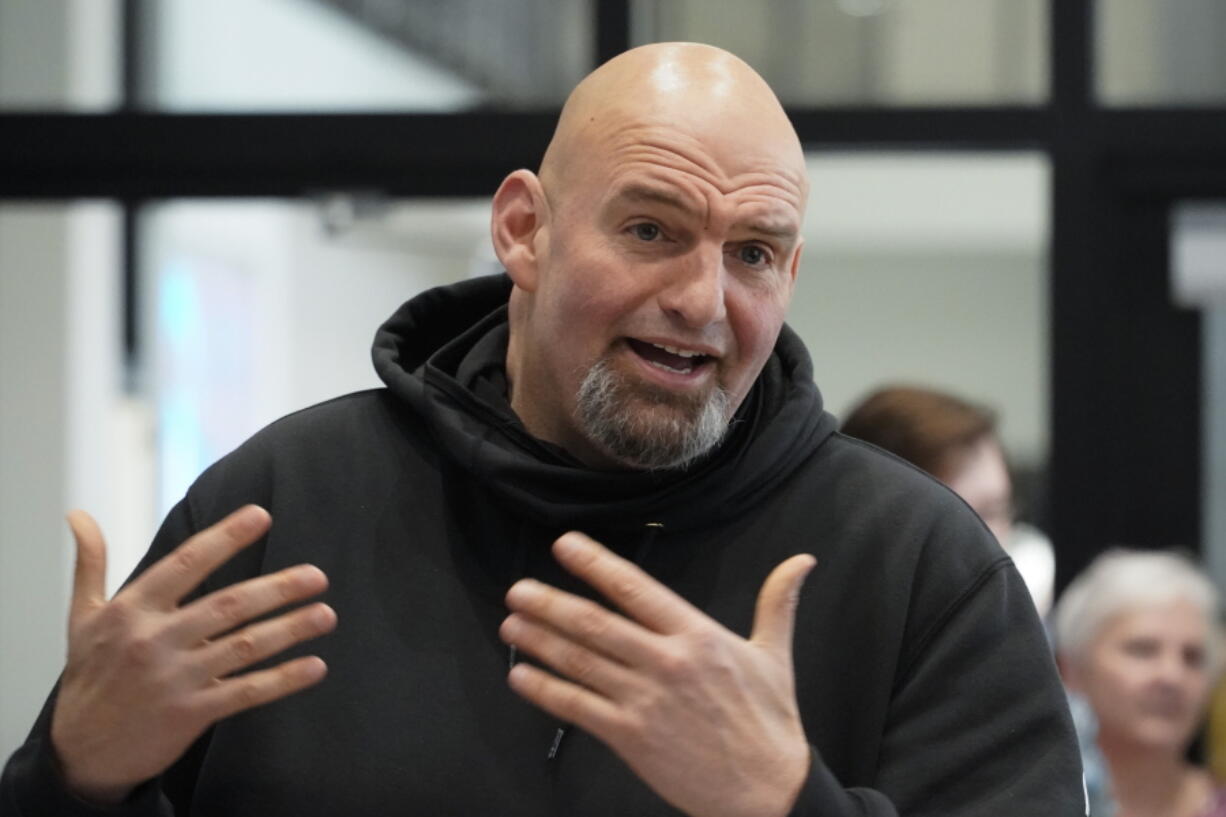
[2,44,1082,817]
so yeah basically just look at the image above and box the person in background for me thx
[840,384,1055,616]
[1053,549,1225,817]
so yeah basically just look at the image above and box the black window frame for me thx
[1,0,1220,589]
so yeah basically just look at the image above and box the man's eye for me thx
[738,244,770,266]
[631,223,661,241]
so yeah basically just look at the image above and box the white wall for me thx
[796,153,1049,467]
[0,202,131,758]
[0,0,124,763]
[147,0,481,110]
[1,208,72,758]
[140,200,485,518]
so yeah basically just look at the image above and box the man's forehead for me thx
[593,134,808,216]
[601,177,803,236]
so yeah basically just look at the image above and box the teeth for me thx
[651,342,701,358]
[647,360,691,374]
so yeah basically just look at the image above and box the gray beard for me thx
[575,357,733,470]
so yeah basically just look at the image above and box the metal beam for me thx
[0,108,1070,199]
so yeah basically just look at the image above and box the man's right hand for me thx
[50,505,336,806]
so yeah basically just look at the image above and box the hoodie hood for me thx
[372,274,837,532]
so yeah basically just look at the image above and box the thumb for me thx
[66,510,108,622]
[750,554,817,655]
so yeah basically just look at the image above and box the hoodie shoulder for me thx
[183,389,430,525]
[799,430,1017,619]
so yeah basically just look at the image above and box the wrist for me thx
[50,742,135,806]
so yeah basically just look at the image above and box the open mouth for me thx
[626,339,713,375]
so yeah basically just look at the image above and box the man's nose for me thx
[658,244,727,328]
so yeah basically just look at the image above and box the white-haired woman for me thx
[1053,549,1225,817]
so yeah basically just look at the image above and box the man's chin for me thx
[575,360,731,471]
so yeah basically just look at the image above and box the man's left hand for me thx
[500,532,815,817]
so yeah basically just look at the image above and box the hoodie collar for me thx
[372,274,837,532]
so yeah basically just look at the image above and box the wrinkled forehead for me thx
[564,110,808,218]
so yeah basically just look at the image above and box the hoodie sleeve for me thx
[784,561,1085,817]
[0,498,207,817]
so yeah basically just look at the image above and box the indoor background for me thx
[2,0,1225,762]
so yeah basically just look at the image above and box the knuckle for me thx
[234,678,264,710]
[95,599,135,632]
[163,694,201,725]
[169,546,200,578]
[274,572,298,604]
[121,633,158,667]
[614,709,647,742]
[293,607,328,640]
[209,591,245,627]
[689,627,724,658]
[229,633,259,664]
[656,649,690,680]
[660,632,722,680]
[558,682,585,716]
[572,605,608,640]
[560,645,595,684]
[612,577,644,604]
[680,629,737,678]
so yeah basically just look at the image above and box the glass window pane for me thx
[1,200,125,761]
[0,0,121,111]
[793,151,1049,485]
[138,197,494,517]
[138,0,592,111]
[1097,0,1226,106]
[632,0,1047,106]
[1171,203,1226,591]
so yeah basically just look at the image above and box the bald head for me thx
[490,43,808,469]
[539,43,807,208]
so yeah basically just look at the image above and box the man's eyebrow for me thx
[608,183,800,242]
[743,220,800,242]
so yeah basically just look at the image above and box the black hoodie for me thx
[3,275,1083,816]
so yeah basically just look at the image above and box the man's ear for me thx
[491,169,548,292]
[787,237,804,286]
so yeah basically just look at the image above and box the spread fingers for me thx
[197,603,337,680]
[197,655,329,723]
[504,579,662,668]
[501,613,636,699]
[506,662,623,744]
[129,506,273,609]
[169,564,329,645]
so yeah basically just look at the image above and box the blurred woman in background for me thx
[1053,549,1224,817]
[841,384,1054,616]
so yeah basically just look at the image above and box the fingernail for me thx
[506,579,540,604]
[234,505,268,533]
[312,604,336,629]
[553,532,589,557]
[295,564,327,586]
[303,657,328,681]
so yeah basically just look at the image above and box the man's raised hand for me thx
[500,532,815,817]
[50,506,336,805]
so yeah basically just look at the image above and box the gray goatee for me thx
[575,357,732,470]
